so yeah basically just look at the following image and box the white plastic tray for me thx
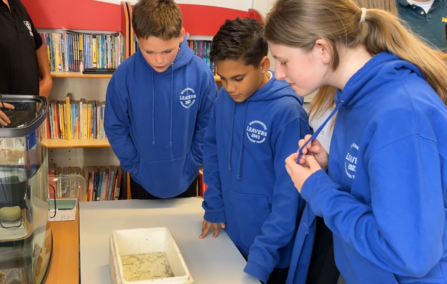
[109,227,193,284]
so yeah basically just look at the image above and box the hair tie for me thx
[360,8,367,23]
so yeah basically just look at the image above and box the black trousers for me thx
[129,176,198,199]
[263,267,289,284]
[306,217,340,284]
[242,254,289,284]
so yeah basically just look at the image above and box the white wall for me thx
[94,0,253,11]
[253,0,275,17]
[253,0,276,70]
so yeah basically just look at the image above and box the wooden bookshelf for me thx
[51,72,112,79]
[53,71,220,81]
[42,138,111,149]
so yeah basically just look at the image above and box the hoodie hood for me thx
[249,72,304,104]
[297,52,425,159]
[137,36,194,72]
[336,52,424,108]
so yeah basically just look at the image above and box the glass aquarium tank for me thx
[0,95,50,284]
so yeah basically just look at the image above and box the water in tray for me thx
[121,252,174,281]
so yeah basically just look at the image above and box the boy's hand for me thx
[199,220,225,239]
[0,102,14,126]
[298,134,329,169]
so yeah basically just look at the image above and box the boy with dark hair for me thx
[199,18,311,284]
[105,0,218,199]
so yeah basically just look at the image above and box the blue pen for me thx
[297,101,344,163]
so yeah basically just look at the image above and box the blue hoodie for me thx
[202,73,310,283]
[105,38,218,198]
[289,52,447,284]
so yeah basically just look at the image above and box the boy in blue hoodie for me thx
[105,0,217,199]
[200,18,311,284]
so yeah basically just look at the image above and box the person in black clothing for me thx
[0,0,52,126]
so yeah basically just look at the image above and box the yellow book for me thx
[57,34,62,72]
[79,34,83,71]
[52,33,57,71]
[93,36,97,68]
[46,42,50,65]
[87,102,91,139]
[65,94,72,140]
[83,102,88,139]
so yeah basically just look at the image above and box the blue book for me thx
[108,171,115,200]
[68,33,72,71]
[206,41,210,57]
[49,33,55,72]
[97,171,103,201]
[100,105,105,140]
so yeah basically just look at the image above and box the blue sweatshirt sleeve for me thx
[202,106,226,223]
[301,135,444,277]
[190,73,218,166]
[244,118,309,282]
[104,77,140,176]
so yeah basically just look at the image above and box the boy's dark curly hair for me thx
[210,18,268,67]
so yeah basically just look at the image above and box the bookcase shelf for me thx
[42,138,111,149]
[52,72,221,81]
[51,72,113,79]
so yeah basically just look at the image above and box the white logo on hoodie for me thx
[247,120,267,144]
[345,143,359,179]
[180,88,196,109]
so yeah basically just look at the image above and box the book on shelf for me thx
[85,165,124,201]
[42,94,106,141]
[82,68,115,75]
[128,37,216,75]
[48,165,83,198]
[187,40,215,75]
[48,164,126,201]
[40,31,124,73]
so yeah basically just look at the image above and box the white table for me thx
[79,198,260,284]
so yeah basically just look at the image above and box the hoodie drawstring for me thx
[151,64,174,147]
[297,100,344,161]
[228,103,237,172]
[168,64,174,148]
[236,102,249,180]
[152,72,155,145]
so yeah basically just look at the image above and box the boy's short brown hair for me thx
[132,0,183,40]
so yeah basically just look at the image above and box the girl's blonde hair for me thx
[265,0,447,121]
[308,0,399,120]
